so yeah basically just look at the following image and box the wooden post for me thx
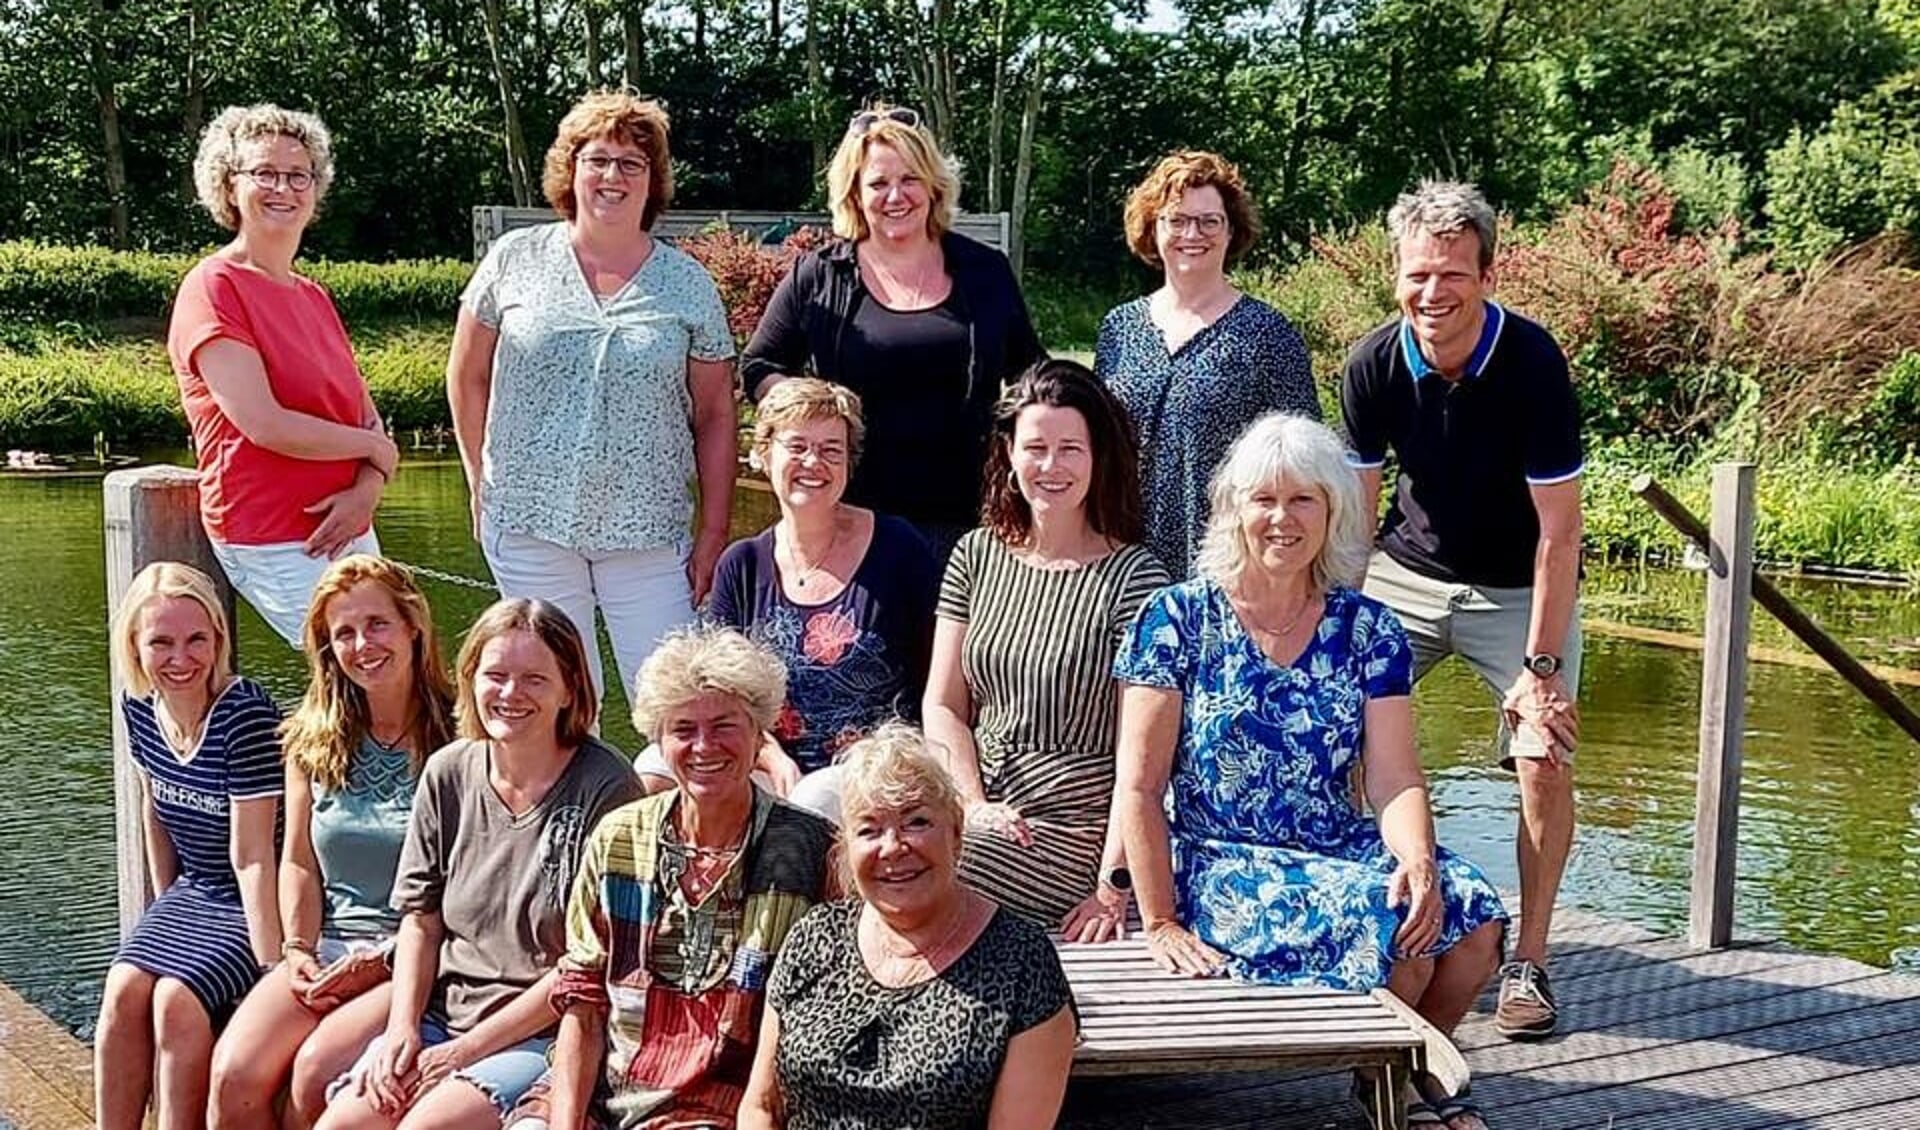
[1689,462,1756,950]
[103,466,234,940]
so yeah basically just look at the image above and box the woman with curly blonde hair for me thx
[169,104,396,646]
[448,90,737,717]
[209,555,455,1130]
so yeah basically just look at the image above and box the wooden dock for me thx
[5,904,1917,1129]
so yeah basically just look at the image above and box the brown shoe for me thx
[1494,959,1558,1040]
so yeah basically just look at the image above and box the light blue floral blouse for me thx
[1114,579,1508,989]
[463,222,735,553]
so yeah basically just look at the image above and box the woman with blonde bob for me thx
[692,377,938,814]
[449,90,737,715]
[210,555,456,1130]
[1111,414,1504,1129]
[319,599,642,1130]
[1095,150,1317,576]
[506,624,835,1130]
[98,562,284,1130]
[742,105,1044,557]
[170,105,395,645]
[741,723,1075,1130]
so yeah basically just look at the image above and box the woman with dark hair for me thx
[1095,150,1318,576]
[210,555,457,1130]
[922,360,1168,939]
[317,599,643,1130]
[448,90,736,713]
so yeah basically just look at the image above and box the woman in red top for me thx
[169,104,396,645]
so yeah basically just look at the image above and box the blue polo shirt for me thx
[1340,301,1583,588]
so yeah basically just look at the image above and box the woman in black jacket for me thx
[741,105,1044,560]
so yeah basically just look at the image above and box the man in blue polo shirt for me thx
[1342,180,1583,1041]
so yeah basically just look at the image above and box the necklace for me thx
[868,894,973,972]
[1234,588,1320,639]
[366,706,418,753]
[865,250,941,308]
[782,516,844,589]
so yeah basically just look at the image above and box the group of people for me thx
[105,83,1587,1130]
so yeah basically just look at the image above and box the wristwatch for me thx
[1524,653,1563,677]
[1101,867,1133,892]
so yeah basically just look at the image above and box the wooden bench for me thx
[1057,938,1435,1130]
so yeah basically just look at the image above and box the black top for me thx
[708,515,940,772]
[767,899,1074,1130]
[1340,302,1584,588]
[741,233,1047,528]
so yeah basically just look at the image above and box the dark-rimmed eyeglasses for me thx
[579,153,651,178]
[848,107,921,136]
[1158,211,1228,236]
[234,167,314,192]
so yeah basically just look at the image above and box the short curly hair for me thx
[543,90,674,228]
[192,104,335,232]
[825,105,961,242]
[838,721,966,835]
[630,624,787,742]
[753,377,866,470]
[1122,150,1260,268]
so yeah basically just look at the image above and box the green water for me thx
[3,456,1918,1037]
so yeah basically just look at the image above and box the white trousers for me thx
[482,520,694,712]
[210,530,382,648]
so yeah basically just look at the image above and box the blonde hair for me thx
[543,90,674,228]
[752,378,865,468]
[193,104,335,231]
[453,599,599,747]
[630,623,787,741]
[838,722,965,834]
[281,556,456,789]
[825,106,961,242]
[1194,413,1371,592]
[110,562,234,698]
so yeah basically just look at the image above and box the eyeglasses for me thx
[1158,211,1228,236]
[776,437,849,466]
[579,153,651,178]
[848,107,921,136]
[235,167,315,192]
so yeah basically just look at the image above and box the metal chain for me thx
[391,558,500,593]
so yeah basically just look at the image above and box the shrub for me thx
[674,226,824,345]
[1764,71,1920,269]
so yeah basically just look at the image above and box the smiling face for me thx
[1154,184,1230,282]
[765,415,852,514]
[847,798,962,919]
[571,135,651,230]
[136,596,220,699]
[471,629,571,747]
[857,142,931,243]
[1238,472,1330,581]
[1011,404,1094,521]
[324,579,419,699]
[657,690,759,806]
[1394,229,1492,365]
[231,134,317,237]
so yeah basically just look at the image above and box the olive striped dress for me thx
[939,529,1169,924]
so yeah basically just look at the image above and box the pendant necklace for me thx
[784,518,843,590]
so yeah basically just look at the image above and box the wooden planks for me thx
[0,981,91,1130]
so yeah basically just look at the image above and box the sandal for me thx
[1415,1073,1490,1130]
[1350,1071,1454,1129]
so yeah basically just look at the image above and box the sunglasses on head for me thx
[848,107,921,136]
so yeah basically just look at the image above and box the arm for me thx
[278,760,325,963]
[230,795,283,967]
[446,307,499,540]
[737,1001,786,1130]
[1113,685,1222,975]
[433,968,561,1068]
[922,617,986,805]
[197,338,396,472]
[1503,479,1583,758]
[542,1003,607,1130]
[686,356,738,607]
[363,909,442,1113]
[141,780,178,893]
[1361,696,1444,956]
[985,1007,1076,1130]
[740,266,811,402]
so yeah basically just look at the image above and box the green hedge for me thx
[0,241,471,324]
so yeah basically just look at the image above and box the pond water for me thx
[4,455,1919,1037]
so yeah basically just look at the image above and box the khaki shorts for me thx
[1362,551,1582,767]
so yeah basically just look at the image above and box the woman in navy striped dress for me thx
[95,562,284,1130]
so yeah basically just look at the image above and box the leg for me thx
[211,964,324,1130]
[1512,755,1575,964]
[1410,921,1503,1036]
[289,986,394,1130]
[483,523,606,702]
[1361,551,1455,685]
[396,1079,505,1130]
[150,977,215,1130]
[1385,956,1434,1010]
[94,963,156,1130]
[589,545,694,709]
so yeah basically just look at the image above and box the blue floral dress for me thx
[1114,580,1507,989]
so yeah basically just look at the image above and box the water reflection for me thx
[1,458,1916,1036]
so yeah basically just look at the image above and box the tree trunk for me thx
[769,0,782,49]
[624,2,646,89]
[87,3,130,248]
[1279,0,1319,212]
[480,0,536,205]
[895,0,955,147]
[805,0,827,175]
[694,0,708,58]
[986,0,1012,211]
[1476,0,1515,179]
[181,0,209,203]
[1009,48,1045,280]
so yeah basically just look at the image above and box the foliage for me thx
[1763,71,1920,268]
[674,226,824,344]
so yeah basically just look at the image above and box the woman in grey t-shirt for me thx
[320,599,642,1130]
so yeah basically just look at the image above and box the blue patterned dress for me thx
[1114,580,1507,989]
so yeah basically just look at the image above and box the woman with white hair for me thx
[1111,413,1505,1130]
[169,104,395,645]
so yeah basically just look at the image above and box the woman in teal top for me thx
[209,555,456,1130]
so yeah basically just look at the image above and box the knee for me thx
[150,978,210,1041]
[209,1033,276,1111]
[291,1040,347,1123]
[1516,756,1573,795]
[314,1093,380,1130]
[1454,921,1505,982]
[97,965,155,1036]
